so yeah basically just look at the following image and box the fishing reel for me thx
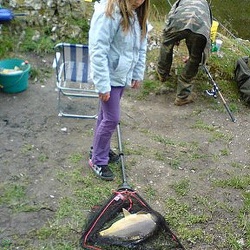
[205,83,219,98]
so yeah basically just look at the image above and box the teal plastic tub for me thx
[0,58,30,93]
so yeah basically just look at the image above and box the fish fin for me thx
[122,208,131,217]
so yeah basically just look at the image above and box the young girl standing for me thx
[88,0,150,180]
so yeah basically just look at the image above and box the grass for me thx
[213,175,250,190]
[164,192,247,249]
[0,183,26,204]
[1,137,249,249]
[171,179,190,196]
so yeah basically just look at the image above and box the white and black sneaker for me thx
[89,147,120,164]
[88,159,114,181]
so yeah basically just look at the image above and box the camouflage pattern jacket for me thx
[164,0,212,53]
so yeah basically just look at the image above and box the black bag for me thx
[234,56,250,104]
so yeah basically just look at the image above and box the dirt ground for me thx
[0,53,250,250]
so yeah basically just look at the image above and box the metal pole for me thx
[116,123,131,189]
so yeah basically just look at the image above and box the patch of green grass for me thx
[191,120,216,132]
[139,79,162,97]
[231,162,249,169]
[239,192,250,246]
[155,151,165,161]
[219,148,230,156]
[55,196,77,219]
[144,185,157,198]
[21,143,34,153]
[213,175,250,189]
[171,179,190,196]
[179,227,205,245]
[210,130,233,142]
[122,143,144,156]
[193,195,216,213]
[139,77,176,98]
[0,181,44,213]
[189,152,207,160]
[21,28,54,54]
[69,152,83,164]
[214,223,245,250]
[164,193,249,249]
[191,120,233,143]
[38,153,49,162]
[152,133,210,167]
[0,238,12,248]
[153,135,176,146]
[169,158,181,169]
[0,183,26,205]
[41,241,79,250]
[30,163,120,249]
[0,183,37,212]
[164,197,211,235]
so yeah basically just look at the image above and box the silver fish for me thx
[99,208,157,241]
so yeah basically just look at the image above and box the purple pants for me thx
[92,86,124,165]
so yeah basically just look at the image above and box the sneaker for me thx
[89,147,120,164]
[88,159,114,181]
[108,149,120,163]
[174,92,197,106]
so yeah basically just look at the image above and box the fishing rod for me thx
[202,63,236,122]
[166,0,173,7]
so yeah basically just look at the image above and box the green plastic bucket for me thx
[0,58,30,93]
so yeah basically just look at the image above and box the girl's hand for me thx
[99,92,110,102]
[131,80,140,89]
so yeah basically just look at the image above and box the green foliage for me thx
[0,12,89,57]
[0,34,15,58]
[150,0,169,20]
[65,17,90,44]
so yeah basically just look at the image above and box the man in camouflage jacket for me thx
[157,0,212,106]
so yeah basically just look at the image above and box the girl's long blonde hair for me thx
[105,0,150,38]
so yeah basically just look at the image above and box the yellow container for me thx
[210,20,219,43]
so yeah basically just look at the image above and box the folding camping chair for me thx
[54,43,99,119]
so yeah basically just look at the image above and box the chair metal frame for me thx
[54,43,99,119]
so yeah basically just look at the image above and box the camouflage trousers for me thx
[157,30,206,99]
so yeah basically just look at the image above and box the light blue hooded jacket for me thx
[88,0,147,94]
